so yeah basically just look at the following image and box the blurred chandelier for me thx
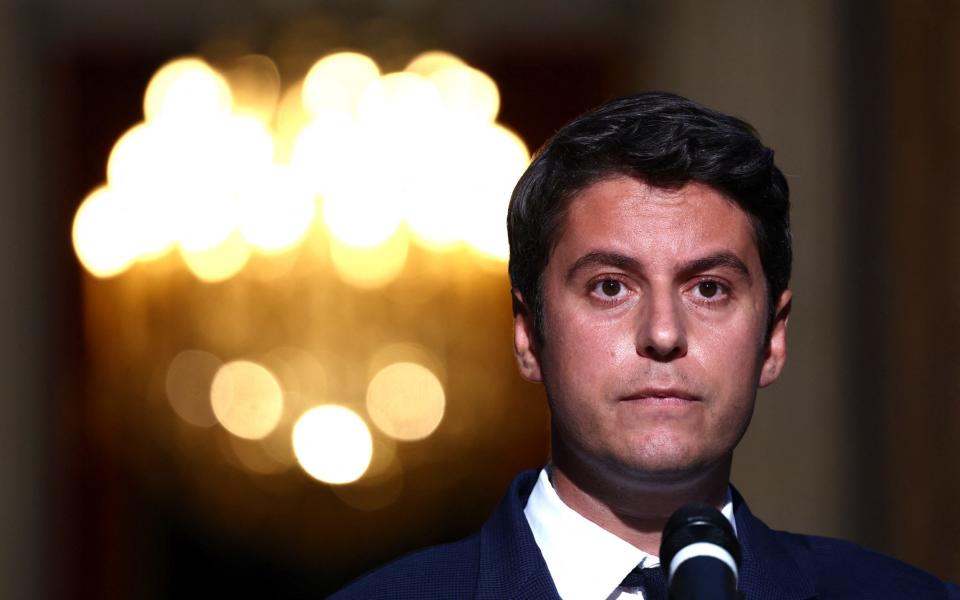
[73,50,528,283]
[70,50,531,495]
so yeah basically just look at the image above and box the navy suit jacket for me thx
[332,470,960,599]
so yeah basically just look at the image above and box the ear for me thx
[759,289,791,388]
[512,290,543,382]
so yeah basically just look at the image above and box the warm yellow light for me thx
[222,54,281,124]
[256,347,327,468]
[165,349,222,427]
[366,361,445,441]
[260,346,328,401]
[289,111,359,190]
[181,230,251,282]
[107,123,158,192]
[461,124,530,261]
[273,80,309,164]
[144,57,232,124]
[77,48,528,285]
[328,229,409,289]
[168,116,271,253]
[356,72,443,132]
[296,113,405,248]
[111,106,275,256]
[218,115,275,180]
[106,124,182,260]
[259,423,297,468]
[237,165,316,254]
[175,184,237,252]
[401,128,466,250]
[292,405,373,484]
[302,52,380,118]
[429,64,500,124]
[123,196,177,261]
[210,360,284,440]
[72,186,138,278]
[228,435,289,475]
[368,342,445,378]
[404,50,464,76]
[321,184,404,248]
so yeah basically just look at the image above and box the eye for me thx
[600,280,622,297]
[691,279,729,304]
[589,278,629,302]
[697,281,719,298]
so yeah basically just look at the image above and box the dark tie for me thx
[620,566,667,599]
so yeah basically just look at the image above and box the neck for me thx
[549,450,732,555]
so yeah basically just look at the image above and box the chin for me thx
[614,458,707,484]
[608,443,724,484]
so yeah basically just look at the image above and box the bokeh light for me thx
[321,182,403,248]
[428,64,500,124]
[181,231,252,283]
[289,111,361,191]
[228,435,290,475]
[223,54,282,124]
[72,187,138,278]
[105,125,182,261]
[367,342,445,383]
[302,52,380,117]
[404,50,464,76]
[366,361,445,441]
[460,124,530,260]
[260,347,328,403]
[328,229,409,289]
[73,49,527,281]
[165,349,223,428]
[69,47,553,594]
[237,165,316,254]
[255,347,328,468]
[355,71,443,132]
[144,57,232,124]
[402,128,469,251]
[292,405,373,484]
[210,360,284,440]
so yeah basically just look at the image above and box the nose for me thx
[637,288,687,361]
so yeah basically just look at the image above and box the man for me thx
[332,92,959,599]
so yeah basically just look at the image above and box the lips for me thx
[620,388,701,405]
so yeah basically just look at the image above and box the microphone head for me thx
[659,502,742,583]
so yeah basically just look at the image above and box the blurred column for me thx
[0,1,47,599]
[846,0,960,580]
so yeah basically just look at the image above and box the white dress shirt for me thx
[523,467,737,600]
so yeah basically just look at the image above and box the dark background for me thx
[2,0,959,597]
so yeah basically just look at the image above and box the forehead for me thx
[552,176,760,269]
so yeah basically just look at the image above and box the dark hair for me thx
[507,92,791,344]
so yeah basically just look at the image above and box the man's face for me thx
[513,175,790,482]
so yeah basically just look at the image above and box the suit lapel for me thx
[474,473,817,600]
[475,470,562,600]
[733,488,818,600]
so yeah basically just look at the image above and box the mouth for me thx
[619,388,701,406]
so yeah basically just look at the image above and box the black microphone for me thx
[659,502,742,600]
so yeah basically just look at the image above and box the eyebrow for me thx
[676,252,752,283]
[565,250,752,283]
[565,251,641,282]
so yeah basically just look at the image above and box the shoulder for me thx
[775,530,960,599]
[732,490,959,599]
[329,533,482,599]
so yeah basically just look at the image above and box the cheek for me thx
[545,310,635,385]
[691,315,765,380]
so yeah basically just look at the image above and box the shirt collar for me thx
[523,467,737,600]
